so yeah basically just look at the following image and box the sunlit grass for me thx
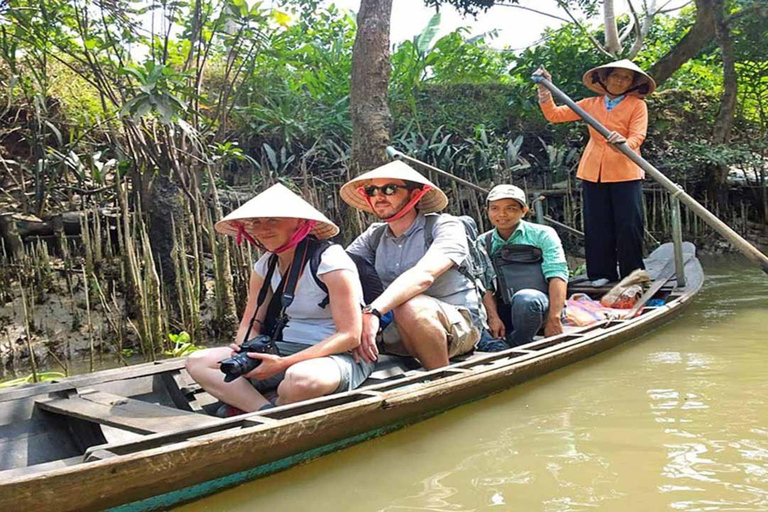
[0,372,66,389]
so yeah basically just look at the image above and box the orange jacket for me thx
[540,95,648,183]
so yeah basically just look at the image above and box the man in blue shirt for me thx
[478,185,569,347]
[342,161,483,369]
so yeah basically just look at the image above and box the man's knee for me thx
[393,295,440,327]
[392,297,448,347]
[511,289,549,315]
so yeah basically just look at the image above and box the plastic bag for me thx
[605,284,643,309]
[600,269,650,308]
[564,293,629,326]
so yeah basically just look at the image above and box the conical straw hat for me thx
[582,59,656,97]
[340,160,449,214]
[215,183,339,240]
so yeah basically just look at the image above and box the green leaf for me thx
[134,99,152,118]
[263,143,278,170]
[415,13,441,54]
[119,66,147,84]
[44,121,63,146]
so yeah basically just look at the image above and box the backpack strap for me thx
[308,239,333,308]
[484,231,493,257]
[423,213,439,249]
[368,223,388,266]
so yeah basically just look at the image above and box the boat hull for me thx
[0,248,704,512]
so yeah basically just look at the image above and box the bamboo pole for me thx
[17,282,38,383]
[532,75,768,275]
[386,146,585,238]
[83,267,94,372]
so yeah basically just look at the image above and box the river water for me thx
[177,256,768,512]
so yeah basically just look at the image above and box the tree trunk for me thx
[648,0,716,86]
[349,0,393,177]
[709,0,737,210]
[603,0,621,57]
[146,173,186,317]
[712,1,738,146]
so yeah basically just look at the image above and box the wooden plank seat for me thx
[36,390,224,435]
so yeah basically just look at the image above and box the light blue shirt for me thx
[604,94,626,112]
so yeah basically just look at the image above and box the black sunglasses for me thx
[363,183,410,197]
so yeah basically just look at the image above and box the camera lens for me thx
[220,352,260,382]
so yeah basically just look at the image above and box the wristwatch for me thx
[361,305,382,320]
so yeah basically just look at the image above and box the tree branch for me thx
[494,3,571,24]
[554,0,613,58]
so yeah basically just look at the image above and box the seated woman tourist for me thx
[186,183,373,414]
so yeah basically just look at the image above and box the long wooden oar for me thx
[532,74,768,275]
[385,146,584,238]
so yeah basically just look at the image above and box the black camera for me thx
[219,335,280,382]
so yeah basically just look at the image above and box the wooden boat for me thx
[0,242,703,512]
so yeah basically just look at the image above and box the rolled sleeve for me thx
[426,215,468,268]
[537,227,569,282]
[540,96,588,124]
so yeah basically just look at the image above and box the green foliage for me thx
[512,23,604,99]
[0,372,66,389]
[233,4,355,147]
[429,30,514,84]
[732,3,768,127]
[664,141,757,184]
[393,83,518,137]
[120,62,190,124]
[164,331,205,357]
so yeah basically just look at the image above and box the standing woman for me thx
[534,60,656,286]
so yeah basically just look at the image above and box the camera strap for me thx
[242,253,280,344]
[246,237,311,344]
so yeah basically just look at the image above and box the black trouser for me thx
[582,179,644,281]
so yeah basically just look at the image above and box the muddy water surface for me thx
[178,256,768,512]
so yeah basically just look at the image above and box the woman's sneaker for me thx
[215,404,244,418]
[591,278,610,287]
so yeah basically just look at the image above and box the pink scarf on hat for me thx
[234,219,317,253]
[356,185,431,223]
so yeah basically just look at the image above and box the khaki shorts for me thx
[381,296,480,358]
[249,341,374,394]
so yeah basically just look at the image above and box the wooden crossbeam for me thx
[37,390,222,435]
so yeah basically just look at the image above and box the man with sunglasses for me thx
[340,161,483,370]
[478,185,569,347]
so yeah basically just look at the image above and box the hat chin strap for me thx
[272,219,317,254]
[234,219,317,253]
[356,185,432,223]
[235,221,266,250]
[593,72,648,96]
